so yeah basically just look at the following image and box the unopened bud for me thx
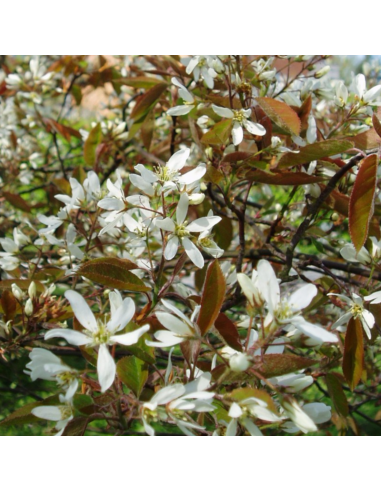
[25,298,34,317]
[28,281,37,299]
[12,284,23,301]
[315,66,330,79]
[230,353,251,373]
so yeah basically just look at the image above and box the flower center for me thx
[175,223,190,238]
[351,303,363,318]
[155,166,177,183]
[91,322,111,346]
[232,110,245,124]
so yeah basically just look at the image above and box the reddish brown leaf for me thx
[372,113,381,138]
[214,313,242,352]
[253,354,317,378]
[352,129,381,151]
[278,139,354,169]
[246,169,324,185]
[3,192,31,213]
[84,123,102,166]
[343,317,364,392]
[1,290,17,322]
[44,118,81,142]
[325,373,349,417]
[201,120,233,146]
[349,154,378,251]
[256,97,301,135]
[77,257,150,292]
[197,261,226,336]
[130,83,168,122]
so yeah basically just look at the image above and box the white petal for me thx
[229,403,243,419]
[289,284,317,312]
[45,329,92,346]
[146,330,184,348]
[187,215,221,233]
[364,291,381,304]
[243,418,263,436]
[355,74,366,98]
[178,165,206,185]
[97,344,116,393]
[129,175,155,196]
[65,290,98,332]
[97,198,124,211]
[176,193,189,225]
[107,298,135,333]
[243,119,266,136]
[212,104,234,119]
[150,384,185,406]
[164,236,179,260]
[156,218,175,232]
[182,237,204,268]
[167,105,194,116]
[109,290,123,317]
[226,419,238,436]
[232,123,243,146]
[294,318,338,344]
[111,325,150,346]
[167,148,190,172]
[364,85,381,103]
[156,312,192,336]
[361,311,374,339]
[161,299,191,324]
[32,406,62,421]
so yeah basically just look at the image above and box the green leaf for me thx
[130,83,168,122]
[197,261,226,336]
[117,356,148,398]
[278,139,353,169]
[343,317,364,392]
[77,257,150,292]
[84,123,102,166]
[214,313,242,352]
[256,97,301,135]
[325,373,349,417]
[201,120,233,146]
[0,395,59,428]
[349,154,378,252]
[253,354,317,378]
[246,169,324,185]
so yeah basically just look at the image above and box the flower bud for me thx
[28,281,37,299]
[12,284,23,301]
[25,298,34,317]
[230,353,251,373]
[315,66,330,79]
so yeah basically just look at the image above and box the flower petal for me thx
[289,284,317,312]
[212,104,234,119]
[164,236,179,260]
[65,290,98,332]
[97,344,116,393]
[176,193,189,225]
[45,329,91,346]
[107,298,135,333]
[187,215,221,233]
[156,312,192,336]
[232,122,243,146]
[182,237,204,268]
[243,119,266,136]
[156,217,175,232]
[167,148,190,172]
[111,325,150,346]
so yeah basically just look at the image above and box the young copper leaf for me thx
[117,356,148,398]
[246,169,324,186]
[3,192,32,213]
[1,290,17,322]
[256,97,301,135]
[343,317,364,392]
[0,395,59,428]
[325,373,349,417]
[44,118,81,142]
[253,354,317,378]
[62,417,89,436]
[0,279,45,293]
[201,120,233,146]
[214,313,242,352]
[84,123,102,166]
[352,129,381,151]
[372,113,381,138]
[278,140,353,169]
[130,83,168,122]
[349,154,378,252]
[77,257,150,292]
[197,261,226,336]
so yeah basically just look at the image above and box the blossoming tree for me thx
[1,55,381,436]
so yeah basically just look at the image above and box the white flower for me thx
[186,56,218,89]
[130,147,206,196]
[226,403,263,437]
[55,178,85,213]
[237,260,274,308]
[167,78,195,116]
[329,293,375,339]
[83,171,103,202]
[141,372,214,436]
[335,81,348,108]
[282,399,318,434]
[197,228,224,259]
[0,227,31,271]
[31,392,74,436]
[354,74,381,105]
[25,348,78,399]
[212,104,266,146]
[282,402,331,434]
[45,290,150,393]
[146,299,199,348]
[156,193,221,268]
[340,238,381,265]
[269,373,314,393]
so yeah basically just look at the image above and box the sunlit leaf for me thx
[84,123,102,166]
[197,261,226,336]
[278,140,353,169]
[117,356,148,398]
[349,154,378,251]
[256,97,301,135]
